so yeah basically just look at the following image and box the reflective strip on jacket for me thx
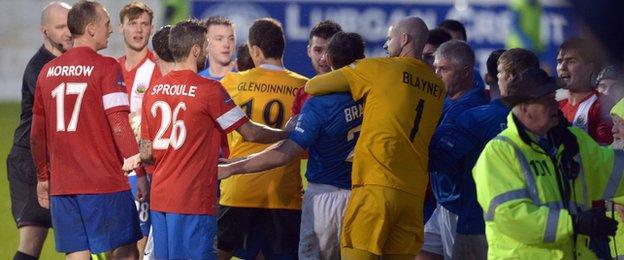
[473,113,624,259]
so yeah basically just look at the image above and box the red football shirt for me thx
[559,91,613,144]
[32,46,131,195]
[141,70,248,215]
[118,51,162,113]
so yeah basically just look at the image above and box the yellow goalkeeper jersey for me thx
[219,64,308,209]
[307,57,445,197]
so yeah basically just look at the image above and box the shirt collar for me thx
[259,64,285,71]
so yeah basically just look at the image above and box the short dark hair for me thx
[558,38,604,69]
[487,49,506,79]
[119,1,153,24]
[203,16,233,30]
[152,25,174,62]
[309,20,342,42]
[498,48,540,78]
[248,18,284,59]
[68,0,101,36]
[438,19,467,41]
[326,32,365,69]
[236,44,254,72]
[426,28,452,48]
[169,20,207,62]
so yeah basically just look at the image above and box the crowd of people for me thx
[7,0,624,260]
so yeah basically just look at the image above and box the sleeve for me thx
[101,60,130,115]
[106,110,145,177]
[289,98,324,149]
[339,59,376,101]
[291,87,310,115]
[106,111,139,154]
[575,128,624,201]
[24,64,38,96]
[589,100,613,145]
[30,77,49,181]
[208,83,249,133]
[304,69,351,96]
[429,110,480,174]
[473,140,574,245]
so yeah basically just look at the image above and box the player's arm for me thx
[102,61,145,175]
[30,80,50,208]
[305,69,350,95]
[31,104,48,182]
[218,139,303,179]
[235,116,297,144]
[108,111,147,176]
[139,139,154,165]
[31,108,50,209]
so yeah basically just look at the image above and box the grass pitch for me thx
[0,102,64,259]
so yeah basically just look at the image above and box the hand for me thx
[218,164,235,180]
[123,153,141,173]
[37,180,50,209]
[283,114,299,133]
[573,207,618,237]
[135,175,150,203]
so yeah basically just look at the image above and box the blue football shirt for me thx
[289,93,363,189]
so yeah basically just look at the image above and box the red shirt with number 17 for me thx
[32,46,131,195]
[141,70,248,215]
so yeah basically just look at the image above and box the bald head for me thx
[384,16,429,58]
[40,1,72,55]
[41,1,71,26]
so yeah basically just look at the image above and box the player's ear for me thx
[307,44,312,59]
[192,44,201,58]
[250,45,262,60]
[401,32,410,47]
[86,23,96,37]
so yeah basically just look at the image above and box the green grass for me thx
[0,102,64,259]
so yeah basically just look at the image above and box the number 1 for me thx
[410,99,425,141]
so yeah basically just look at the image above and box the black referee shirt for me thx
[11,46,56,150]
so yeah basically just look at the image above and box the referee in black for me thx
[7,2,72,260]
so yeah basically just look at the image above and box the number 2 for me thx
[345,125,362,162]
[409,99,425,141]
[51,82,87,132]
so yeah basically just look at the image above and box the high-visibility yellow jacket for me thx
[473,113,624,259]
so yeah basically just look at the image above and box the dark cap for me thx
[501,68,561,107]
[594,65,623,86]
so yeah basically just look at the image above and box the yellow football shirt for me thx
[306,57,445,197]
[220,66,308,209]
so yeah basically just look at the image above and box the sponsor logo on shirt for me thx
[136,83,147,94]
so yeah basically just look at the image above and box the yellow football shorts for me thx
[340,185,424,255]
